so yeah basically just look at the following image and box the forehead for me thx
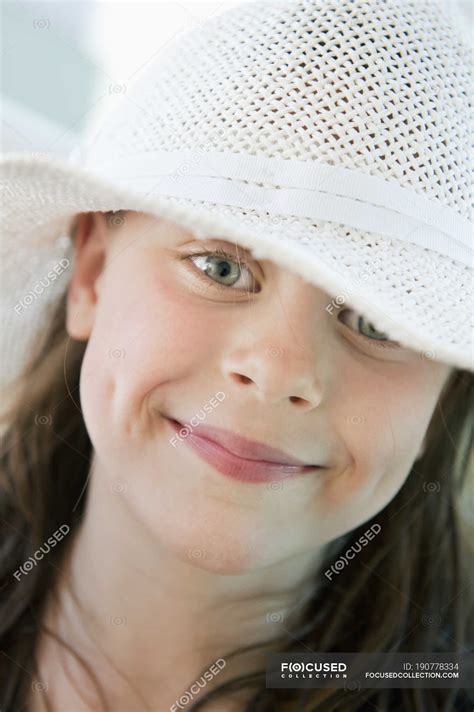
[106,210,254,256]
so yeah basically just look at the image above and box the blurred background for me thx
[1,0,249,156]
[2,0,472,159]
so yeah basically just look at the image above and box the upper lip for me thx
[167,416,320,467]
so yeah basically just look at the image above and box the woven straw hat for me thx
[1,0,473,387]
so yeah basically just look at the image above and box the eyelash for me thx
[338,310,399,349]
[182,247,257,292]
[182,248,399,348]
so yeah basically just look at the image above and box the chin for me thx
[185,552,259,576]
[156,525,270,575]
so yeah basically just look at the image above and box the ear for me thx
[66,212,109,341]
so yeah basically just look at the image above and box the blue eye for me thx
[192,253,240,286]
[185,248,259,292]
[356,315,389,341]
[338,309,398,347]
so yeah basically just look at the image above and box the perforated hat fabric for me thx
[1,0,473,387]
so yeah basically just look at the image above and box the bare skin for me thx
[30,210,452,710]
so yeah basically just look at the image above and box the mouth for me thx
[165,416,324,484]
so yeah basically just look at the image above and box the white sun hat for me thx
[1,0,473,388]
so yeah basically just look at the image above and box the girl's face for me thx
[67,211,452,574]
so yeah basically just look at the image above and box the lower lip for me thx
[167,418,320,484]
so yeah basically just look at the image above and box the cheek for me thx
[77,257,218,450]
[320,366,442,526]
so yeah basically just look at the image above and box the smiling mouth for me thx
[165,415,324,484]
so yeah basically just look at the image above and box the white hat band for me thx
[86,150,472,267]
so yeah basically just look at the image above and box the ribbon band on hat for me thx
[84,151,473,267]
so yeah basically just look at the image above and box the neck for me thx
[38,461,324,709]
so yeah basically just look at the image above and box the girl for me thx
[1,1,472,710]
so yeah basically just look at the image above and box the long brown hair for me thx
[1,211,473,711]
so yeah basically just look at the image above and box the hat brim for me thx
[1,152,473,380]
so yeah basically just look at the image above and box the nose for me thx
[220,278,328,410]
[226,359,323,409]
